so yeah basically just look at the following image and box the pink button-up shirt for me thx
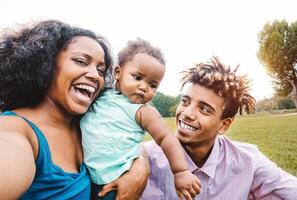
[141,136,297,200]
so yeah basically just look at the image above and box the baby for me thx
[81,38,200,200]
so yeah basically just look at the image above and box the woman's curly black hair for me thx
[0,20,114,111]
[180,56,256,119]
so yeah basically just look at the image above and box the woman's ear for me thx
[114,65,121,80]
[218,117,233,135]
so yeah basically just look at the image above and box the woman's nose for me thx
[85,66,101,81]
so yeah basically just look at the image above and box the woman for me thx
[0,20,149,199]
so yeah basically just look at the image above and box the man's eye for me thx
[133,75,142,81]
[181,98,189,105]
[201,106,210,113]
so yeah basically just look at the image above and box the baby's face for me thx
[115,53,165,104]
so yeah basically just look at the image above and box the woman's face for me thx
[47,36,106,115]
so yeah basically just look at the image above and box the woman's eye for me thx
[96,66,106,76]
[133,75,142,81]
[74,58,87,66]
[96,67,105,76]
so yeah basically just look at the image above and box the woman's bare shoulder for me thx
[0,114,33,135]
[0,115,36,198]
[0,114,36,159]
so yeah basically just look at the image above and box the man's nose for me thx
[181,106,196,121]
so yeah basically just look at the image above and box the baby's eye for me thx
[133,75,142,81]
[150,84,158,89]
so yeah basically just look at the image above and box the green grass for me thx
[144,113,297,176]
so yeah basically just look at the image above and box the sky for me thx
[1,0,296,100]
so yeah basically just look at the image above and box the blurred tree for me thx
[256,95,296,111]
[151,92,180,117]
[258,19,297,108]
[169,104,178,116]
[256,97,278,112]
[277,96,296,109]
[168,95,181,116]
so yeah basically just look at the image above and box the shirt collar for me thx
[185,136,220,179]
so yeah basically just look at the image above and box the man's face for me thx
[175,83,231,148]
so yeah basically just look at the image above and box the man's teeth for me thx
[180,121,197,131]
[75,84,96,93]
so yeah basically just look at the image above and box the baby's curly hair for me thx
[0,20,113,110]
[180,56,256,119]
[117,38,165,67]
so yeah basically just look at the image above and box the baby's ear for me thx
[114,65,121,80]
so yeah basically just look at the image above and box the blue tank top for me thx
[1,111,91,200]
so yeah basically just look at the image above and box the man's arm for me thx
[251,150,297,199]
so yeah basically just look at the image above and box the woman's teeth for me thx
[75,84,96,94]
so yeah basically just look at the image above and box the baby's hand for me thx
[174,170,201,200]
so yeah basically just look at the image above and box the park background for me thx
[1,0,296,175]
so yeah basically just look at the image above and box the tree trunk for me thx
[288,80,297,108]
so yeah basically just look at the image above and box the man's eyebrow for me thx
[199,101,216,112]
[181,95,190,99]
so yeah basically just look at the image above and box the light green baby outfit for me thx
[80,89,145,185]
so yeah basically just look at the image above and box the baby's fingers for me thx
[176,190,183,200]
[194,176,201,187]
[193,181,201,194]
[181,189,192,200]
[187,185,199,198]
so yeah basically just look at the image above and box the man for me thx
[141,57,297,200]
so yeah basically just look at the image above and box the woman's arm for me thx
[0,129,35,199]
[99,145,150,200]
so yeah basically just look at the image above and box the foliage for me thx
[256,96,296,111]
[257,19,297,107]
[151,92,180,117]
[277,96,296,109]
[169,104,178,116]
[256,97,278,112]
